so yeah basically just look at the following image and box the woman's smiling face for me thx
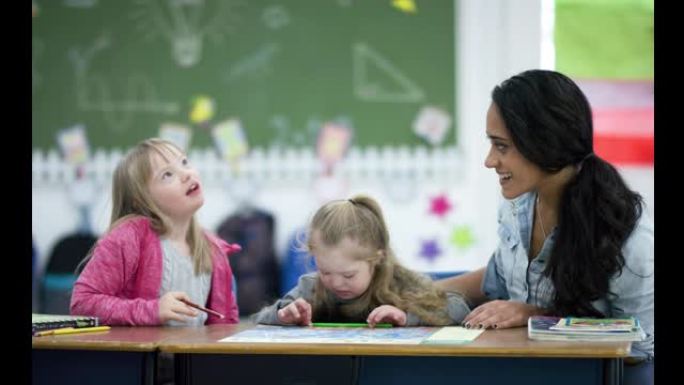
[484,102,546,200]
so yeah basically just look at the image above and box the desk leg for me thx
[604,358,624,385]
[143,350,156,385]
[176,353,192,385]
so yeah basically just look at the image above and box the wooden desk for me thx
[160,325,631,385]
[32,326,198,385]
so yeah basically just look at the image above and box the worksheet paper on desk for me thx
[422,326,484,344]
[219,325,438,344]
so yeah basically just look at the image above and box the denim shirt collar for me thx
[506,191,556,263]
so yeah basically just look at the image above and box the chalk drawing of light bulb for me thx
[68,33,179,133]
[131,0,244,68]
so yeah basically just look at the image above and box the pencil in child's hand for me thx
[180,298,225,319]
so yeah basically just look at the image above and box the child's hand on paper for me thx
[367,305,407,327]
[277,298,313,326]
[159,291,199,323]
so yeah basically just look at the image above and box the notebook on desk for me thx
[32,313,99,335]
[528,315,645,342]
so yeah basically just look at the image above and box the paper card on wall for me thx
[189,95,216,125]
[56,124,89,166]
[316,122,352,171]
[159,122,192,152]
[392,0,417,14]
[412,106,452,146]
[211,119,249,162]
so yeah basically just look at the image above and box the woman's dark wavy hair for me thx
[492,69,642,317]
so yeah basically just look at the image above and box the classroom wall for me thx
[32,1,654,288]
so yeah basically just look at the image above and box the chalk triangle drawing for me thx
[353,42,425,103]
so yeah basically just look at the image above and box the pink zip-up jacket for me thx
[70,216,242,325]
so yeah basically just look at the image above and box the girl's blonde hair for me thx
[80,138,213,275]
[307,194,453,325]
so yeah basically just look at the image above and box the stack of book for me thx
[528,316,645,342]
[32,313,101,336]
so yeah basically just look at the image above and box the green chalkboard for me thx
[32,0,456,150]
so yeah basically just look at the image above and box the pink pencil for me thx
[180,298,225,319]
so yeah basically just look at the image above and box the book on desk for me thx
[32,313,99,335]
[528,315,645,342]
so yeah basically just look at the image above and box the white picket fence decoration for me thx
[32,146,464,186]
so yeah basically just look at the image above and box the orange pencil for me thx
[180,298,225,319]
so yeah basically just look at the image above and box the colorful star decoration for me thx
[419,239,442,263]
[429,194,453,218]
[450,225,475,250]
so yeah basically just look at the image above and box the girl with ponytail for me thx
[255,194,471,327]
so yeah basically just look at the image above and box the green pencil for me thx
[311,322,393,328]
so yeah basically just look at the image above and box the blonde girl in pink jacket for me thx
[71,138,241,326]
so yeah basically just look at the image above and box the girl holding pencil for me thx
[71,138,241,326]
[254,195,470,327]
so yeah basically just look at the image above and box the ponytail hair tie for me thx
[224,243,242,255]
[577,152,595,172]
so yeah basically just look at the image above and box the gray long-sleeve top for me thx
[253,272,471,326]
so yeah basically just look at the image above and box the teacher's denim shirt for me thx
[482,192,654,357]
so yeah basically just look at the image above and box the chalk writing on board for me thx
[262,5,290,30]
[63,0,98,8]
[353,42,425,103]
[223,43,281,84]
[130,0,245,68]
[68,34,179,133]
[269,115,355,148]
